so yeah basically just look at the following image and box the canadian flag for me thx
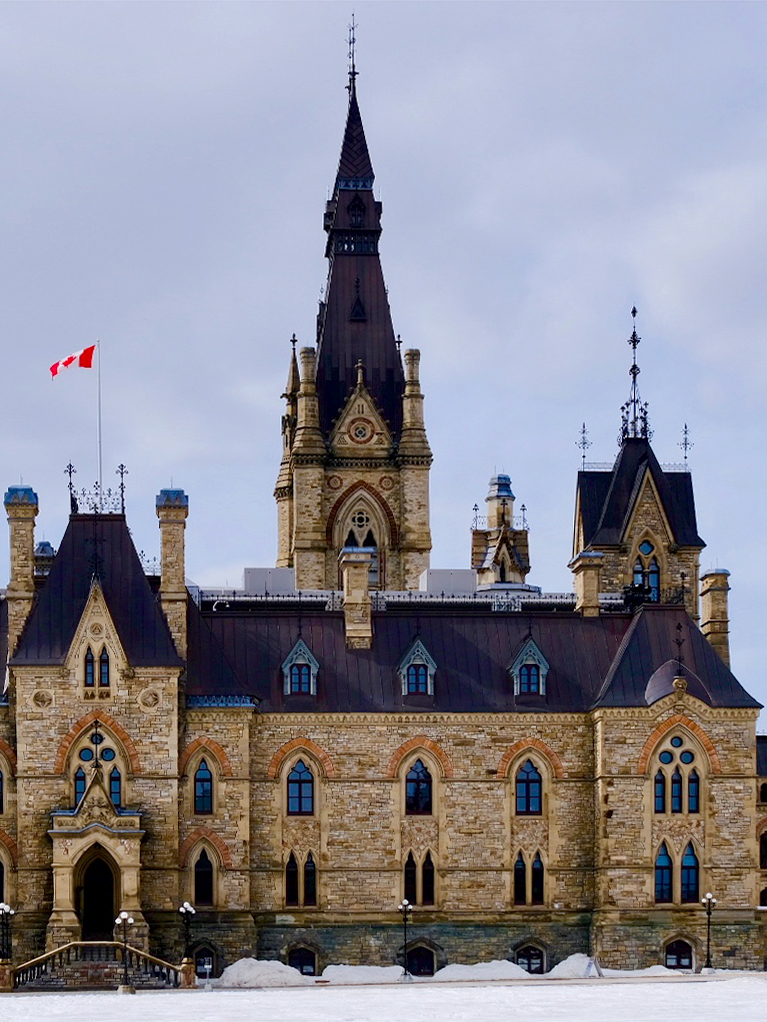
[50,344,96,378]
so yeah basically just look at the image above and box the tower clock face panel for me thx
[347,417,375,444]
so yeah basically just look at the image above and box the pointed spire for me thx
[284,334,300,397]
[619,306,652,444]
[335,20,374,193]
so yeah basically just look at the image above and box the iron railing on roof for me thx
[583,461,690,473]
[471,515,528,531]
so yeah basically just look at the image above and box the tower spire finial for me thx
[347,13,358,94]
[619,306,652,444]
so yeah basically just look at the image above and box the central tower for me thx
[275,74,432,590]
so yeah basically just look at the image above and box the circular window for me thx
[659,751,674,764]
[79,748,94,762]
[639,541,655,556]
[670,737,683,748]
[351,510,370,529]
[101,748,116,762]
[90,732,104,746]
[680,751,694,764]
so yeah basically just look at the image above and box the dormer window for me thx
[634,541,661,601]
[282,639,319,697]
[398,639,437,697]
[510,638,549,698]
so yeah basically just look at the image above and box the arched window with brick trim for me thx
[194,759,213,815]
[515,760,542,816]
[287,759,314,816]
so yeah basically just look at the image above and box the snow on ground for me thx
[3,975,767,1022]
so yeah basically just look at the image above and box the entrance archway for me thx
[77,848,117,940]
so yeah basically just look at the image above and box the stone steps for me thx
[17,958,179,991]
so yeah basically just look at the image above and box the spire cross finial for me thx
[65,462,78,513]
[116,464,128,514]
[674,621,685,673]
[679,423,693,462]
[620,306,652,443]
[290,333,297,352]
[576,422,592,469]
[347,13,358,93]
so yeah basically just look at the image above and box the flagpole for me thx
[97,339,103,511]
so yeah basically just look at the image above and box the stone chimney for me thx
[569,550,603,617]
[700,569,730,667]
[4,485,39,657]
[339,547,373,649]
[156,489,189,658]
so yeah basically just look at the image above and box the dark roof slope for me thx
[191,602,758,714]
[593,604,759,709]
[578,437,704,549]
[11,515,182,668]
[0,598,7,694]
[757,736,767,776]
[335,83,374,187]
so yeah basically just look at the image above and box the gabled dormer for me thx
[329,362,393,457]
[282,638,320,696]
[398,638,437,697]
[509,638,549,698]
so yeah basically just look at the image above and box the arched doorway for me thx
[77,849,117,941]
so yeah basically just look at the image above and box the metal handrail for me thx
[14,940,181,989]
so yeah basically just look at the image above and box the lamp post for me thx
[0,904,14,960]
[398,899,413,978]
[179,901,196,958]
[701,892,717,970]
[115,910,134,990]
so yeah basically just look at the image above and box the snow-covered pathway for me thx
[3,976,767,1022]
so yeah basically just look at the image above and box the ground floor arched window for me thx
[288,946,317,976]
[516,945,545,974]
[665,940,693,970]
[407,946,435,976]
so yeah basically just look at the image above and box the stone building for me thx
[1,73,766,980]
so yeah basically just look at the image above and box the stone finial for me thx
[569,550,604,617]
[156,488,189,658]
[339,547,373,649]
[700,569,731,667]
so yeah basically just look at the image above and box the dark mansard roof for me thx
[757,736,767,777]
[578,437,705,549]
[9,515,182,668]
[188,598,759,714]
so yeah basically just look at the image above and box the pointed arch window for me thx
[282,640,319,697]
[75,767,86,804]
[633,542,660,602]
[516,945,545,974]
[519,664,540,694]
[343,510,381,587]
[194,849,214,906]
[671,768,683,813]
[285,852,299,907]
[109,768,121,808]
[194,759,213,815]
[84,647,95,688]
[422,852,435,906]
[655,843,672,903]
[99,648,110,688]
[681,843,699,903]
[303,852,317,907]
[404,851,417,904]
[760,832,767,869]
[287,760,314,816]
[760,887,767,907]
[760,782,767,804]
[665,940,693,970]
[531,852,544,905]
[405,759,432,815]
[648,559,660,601]
[654,770,666,813]
[288,947,317,975]
[515,760,542,816]
[688,770,700,814]
[0,860,3,903]
[0,768,3,814]
[513,852,526,905]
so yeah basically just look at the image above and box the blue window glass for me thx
[681,843,699,903]
[680,750,694,764]
[671,768,683,813]
[519,664,540,694]
[404,851,417,903]
[407,664,429,694]
[84,647,95,688]
[194,759,213,815]
[654,770,666,813]
[287,760,314,816]
[659,751,673,764]
[670,736,683,748]
[633,559,645,588]
[665,940,692,969]
[688,769,700,813]
[109,768,121,808]
[655,843,672,903]
[648,559,660,602]
[99,648,110,687]
[516,760,542,816]
[79,748,94,762]
[406,759,432,815]
[639,541,654,556]
[303,852,317,907]
[100,747,116,762]
[75,767,86,804]
[290,663,311,694]
[285,852,298,906]
[531,852,544,905]
[513,852,526,905]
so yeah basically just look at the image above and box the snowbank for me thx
[214,957,313,987]
[321,964,404,984]
[430,960,532,982]
[547,954,595,979]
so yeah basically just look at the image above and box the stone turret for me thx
[700,569,730,667]
[156,489,189,657]
[4,485,39,658]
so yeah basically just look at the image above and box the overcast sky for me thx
[2,2,767,712]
